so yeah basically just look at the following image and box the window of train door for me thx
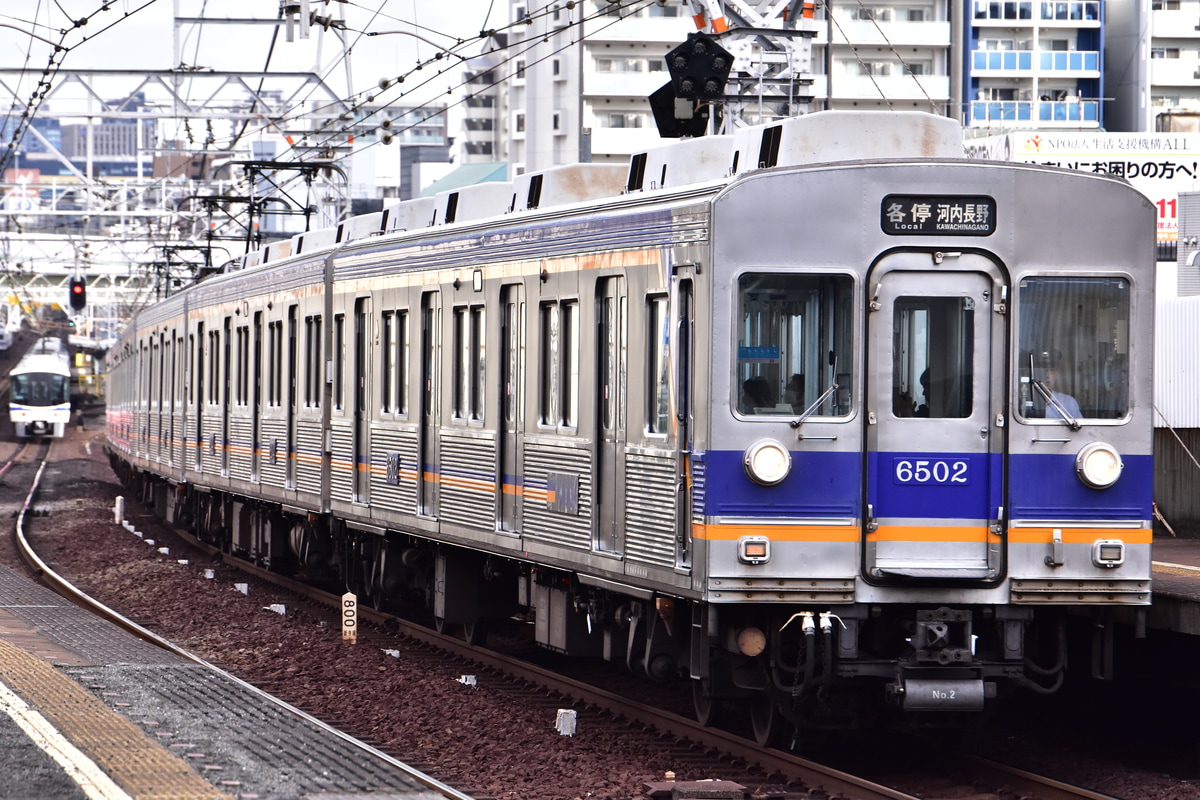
[596,276,627,554]
[286,306,299,489]
[865,255,1003,580]
[676,279,694,569]
[353,297,371,503]
[499,284,524,533]
[419,291,440,516]
[252,312,263,483]
[222,317,232,476]
[194,323,204,469]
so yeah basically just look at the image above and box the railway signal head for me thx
[69,276,86,311]
[666,33,732,101]
[651,32,732,138]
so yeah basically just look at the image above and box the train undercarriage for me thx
[115,462,1103,749]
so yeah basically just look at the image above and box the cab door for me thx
[864,253,1005,580]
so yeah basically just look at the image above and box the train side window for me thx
[452,306,486,421]
[1017,277,1129,421]
[562,300,579,428]
[647,295,670,434]
[382,312,394,413]
[892,297,973,419]
[396,311,409,415]
[539,302,558,426]
[472,306,486,421]
[305,314,322,408]
[268,320,284,407]
[236,325,250,406]
[537,301,578,429]
[208,330,220,405]
[736,273,853,417]
[189,333,196,404]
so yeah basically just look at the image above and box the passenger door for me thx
[499,284,524,533]
[595,276,626,554]
[419,291,440,517]
[864,254,1005,580]
[353,297,371,503]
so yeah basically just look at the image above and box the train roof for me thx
[228,110,966,273]
[11,351,71,377]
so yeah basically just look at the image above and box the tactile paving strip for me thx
[0,564,454,798]
[0,564,182,667]
[67,663,453,798]
[0,637,229,799]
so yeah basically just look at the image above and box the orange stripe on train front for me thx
[868,525,992,543]
[693,523,859,542]
[1008,527,1152,544]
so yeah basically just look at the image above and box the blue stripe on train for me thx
[1008,452,1152,520]
[867,451,998,521]
[698,450,861,517]
[697,450,1152,522]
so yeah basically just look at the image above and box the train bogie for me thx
[107,111,1155,745]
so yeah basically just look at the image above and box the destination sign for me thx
[881,195,997,236]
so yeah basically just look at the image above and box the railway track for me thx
[164,523,1127,800]
[5,437,1131,800]
[6,440,476,800]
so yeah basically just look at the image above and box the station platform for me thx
[1149,535,1200,636]
[0,562,464,800]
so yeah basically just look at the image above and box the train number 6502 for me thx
[893,458,969,485]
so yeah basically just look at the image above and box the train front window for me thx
[736,273,853,417]
[1017,277,1129,421]
[12,374,68,406]
[892,297,974,419]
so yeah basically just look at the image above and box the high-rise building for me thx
[965,0,1103,130]
[814,0,954,116]
[1107,0,1200,132]
[496,1,692,174]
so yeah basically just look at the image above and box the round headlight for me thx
[1075,442,1123,489]
[744,439,791,486]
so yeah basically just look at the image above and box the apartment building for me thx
[813,0,954,115]
[1108,0,1200,131]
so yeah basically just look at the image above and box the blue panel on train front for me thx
[1008,453,1152,520]
[867,451,998,521]
[701,450,861,518]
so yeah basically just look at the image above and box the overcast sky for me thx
[0,1,499,109]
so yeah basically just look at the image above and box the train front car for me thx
[10,339,72,438]
[697,117,1154,743]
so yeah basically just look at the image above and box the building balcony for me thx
[972,0,1099,25]
[824,20,951,48]
[1151,57,1200,87]
[970,49,1099,76]
[968,99,1100,127]
[1152,10,1200,40]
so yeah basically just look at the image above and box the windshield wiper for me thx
[1030,378,1081,431]
[789,381,838,431]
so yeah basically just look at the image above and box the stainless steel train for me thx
[105,111,1155,745]
[11,336,71,437]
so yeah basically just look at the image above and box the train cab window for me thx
[736,273,853,417]
[1017,277,1129,421]
[892,298,974,419]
